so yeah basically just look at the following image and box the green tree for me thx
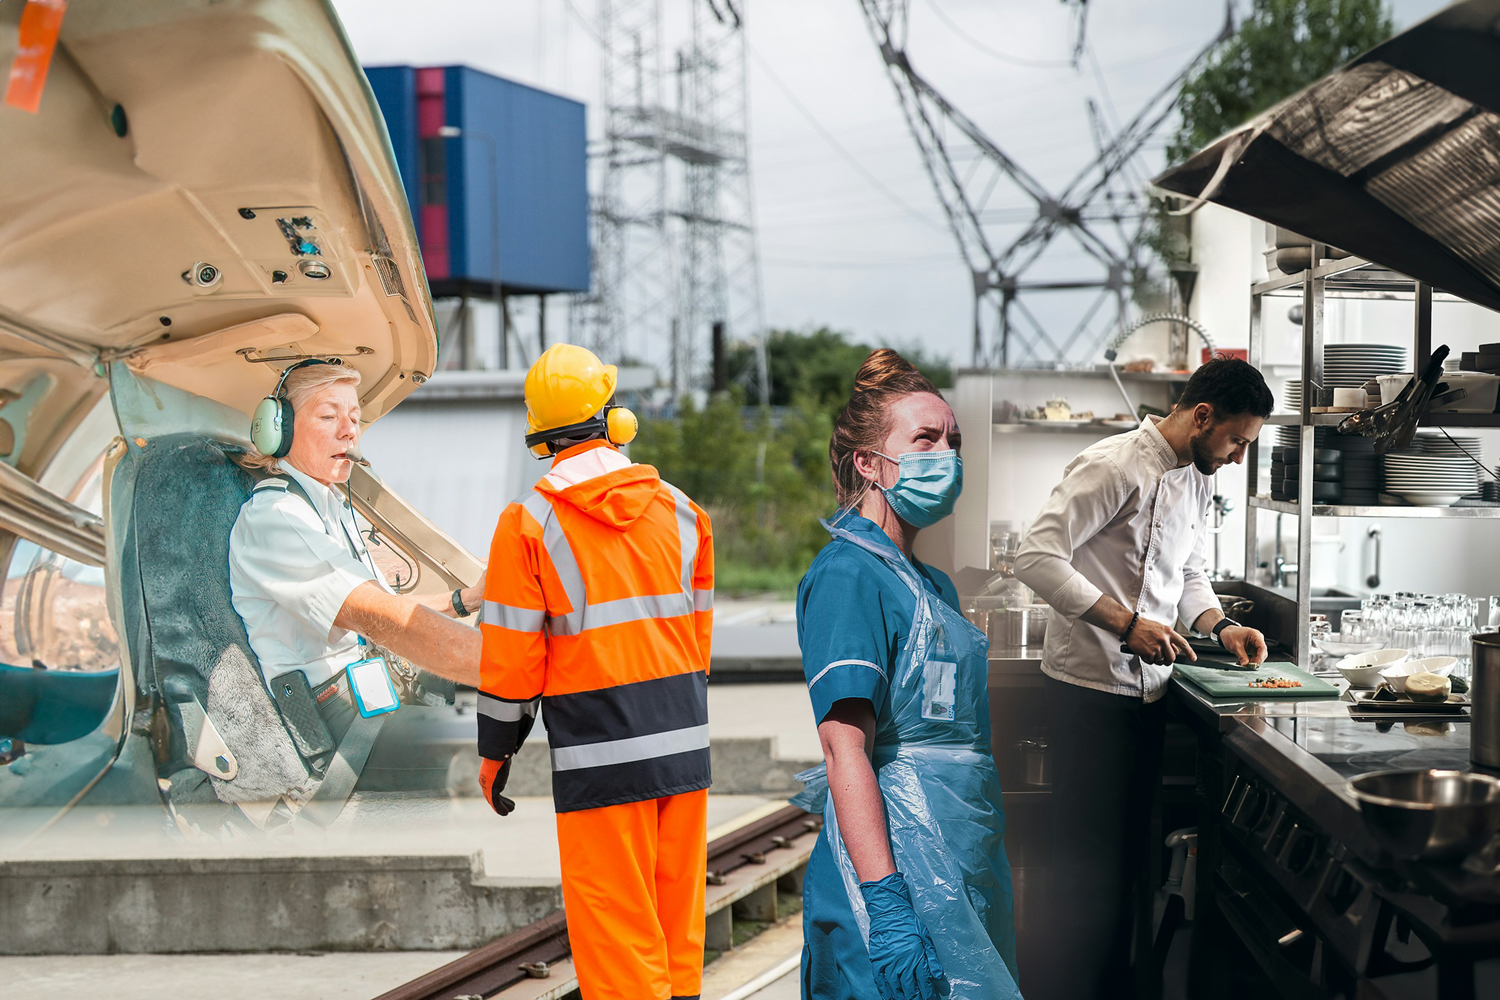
[728,327,953,408]
[1167,0,1395,165]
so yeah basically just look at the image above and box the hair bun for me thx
[853,348,924,395]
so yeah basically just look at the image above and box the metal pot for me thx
[1018,739,1050,787]
[1000,606,1049,647]
[1472,632,1500,769]
[1347,769,1500,859]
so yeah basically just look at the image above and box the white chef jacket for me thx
[229,464,387,688]
[1014,416,1220,702]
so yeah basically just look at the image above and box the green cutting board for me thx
[1173,660,1340,699]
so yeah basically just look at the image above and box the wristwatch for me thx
[1211,617,1240,647]
[452,588,472,618]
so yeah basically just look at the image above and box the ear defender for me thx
[250,394,295,458]
[249,358,339,458]
[606,406,638,447]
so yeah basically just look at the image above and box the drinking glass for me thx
[1340,610,1365,641]
[1489,596,1500,630]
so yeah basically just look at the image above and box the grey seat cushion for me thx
[117,435,313,805]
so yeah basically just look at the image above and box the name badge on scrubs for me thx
[347,655,401,718]
[921,660,957,720]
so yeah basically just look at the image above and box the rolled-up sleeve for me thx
[230,495,372,642]
[1177,506,1221,632]
[796,553,892,725]
[1014,454,1125,621]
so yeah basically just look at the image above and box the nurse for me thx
[795,349,1021,1000]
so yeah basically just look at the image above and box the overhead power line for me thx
[921,0,1073,69]
[746,43,947,234]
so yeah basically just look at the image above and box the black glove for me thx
[479,757,516,816]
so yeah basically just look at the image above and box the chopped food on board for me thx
[1248,677,1303,689]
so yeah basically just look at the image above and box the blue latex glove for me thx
[859,871,947,1000]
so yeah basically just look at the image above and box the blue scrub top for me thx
[796,512,961,726]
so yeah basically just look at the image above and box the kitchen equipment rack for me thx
[1246,248,1500,664]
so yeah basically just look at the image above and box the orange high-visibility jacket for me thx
[478,442,714,812]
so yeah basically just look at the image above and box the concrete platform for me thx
[1,950,469,1000]
[0,793,776,954]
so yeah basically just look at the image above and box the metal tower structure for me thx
[573,0,769,403]
[855,1,1232,367]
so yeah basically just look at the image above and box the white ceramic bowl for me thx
[1336,661,1386,688]
[1315,634,1382,658]
[1341,648,1410,671]
[1379,657,1457,693]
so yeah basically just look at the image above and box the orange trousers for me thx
[555,788,708,1000]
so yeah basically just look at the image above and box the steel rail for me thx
[372,804,816,1000]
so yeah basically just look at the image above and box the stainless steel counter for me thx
[1170,675,1500,906]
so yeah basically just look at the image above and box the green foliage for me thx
[636,327,953,596]
[1168,0,1394,165]
[729,327,953,408]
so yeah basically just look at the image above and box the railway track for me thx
[373,804,818,1000]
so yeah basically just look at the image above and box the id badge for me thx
[921,660,957,721]
[347,656,401,718]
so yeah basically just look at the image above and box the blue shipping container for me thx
[364,64,589,296]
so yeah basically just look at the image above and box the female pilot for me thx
[229,360,481,799]
[796,349,1020,1000]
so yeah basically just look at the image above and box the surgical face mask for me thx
[871,449,963,528]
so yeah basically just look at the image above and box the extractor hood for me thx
[1154,0,1500,313]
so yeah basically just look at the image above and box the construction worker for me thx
[476,343,714,1000]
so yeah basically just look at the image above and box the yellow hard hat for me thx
[525,344,616,432]
[524,343,638,458]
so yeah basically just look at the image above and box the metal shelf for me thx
[1249,495,1500,518]
[1253,257,1467,301]
[1264,412,1500,427]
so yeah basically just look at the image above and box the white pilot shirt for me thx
[229,463,389,688]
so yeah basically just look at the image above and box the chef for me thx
[1014,356,1273,998]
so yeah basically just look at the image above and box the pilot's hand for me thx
[1126,617,1196,666]
[478,756,516,816]
[1219,625,1268,666]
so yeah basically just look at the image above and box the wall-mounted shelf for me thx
[992,422,1133,435]
[958,366,1192,382]
[1249,496,1500,519]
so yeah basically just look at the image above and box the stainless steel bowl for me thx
[1347,769,1500,859]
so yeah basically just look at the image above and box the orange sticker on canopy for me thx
[6,0,68,115]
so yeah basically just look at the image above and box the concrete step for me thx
[0,852,561,955]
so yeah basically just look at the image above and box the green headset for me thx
[250,358,341,458]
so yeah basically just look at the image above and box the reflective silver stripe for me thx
[548,593,694,637]
[483,601,545,632]
[520,491,588,634]
[550,723,711,772]
[808,658,887,689]
[666,485,698,596]
[477,692,540,722]
[693,588,714,612]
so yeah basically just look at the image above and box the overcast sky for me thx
[336,0,1448,367]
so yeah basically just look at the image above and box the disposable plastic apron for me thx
[795,522,1021,998]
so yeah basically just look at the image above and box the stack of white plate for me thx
[1323,344,1408,387]
[1409,431,1483,461]
[1381,453,1481,506]
[1282,380,1303,412]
